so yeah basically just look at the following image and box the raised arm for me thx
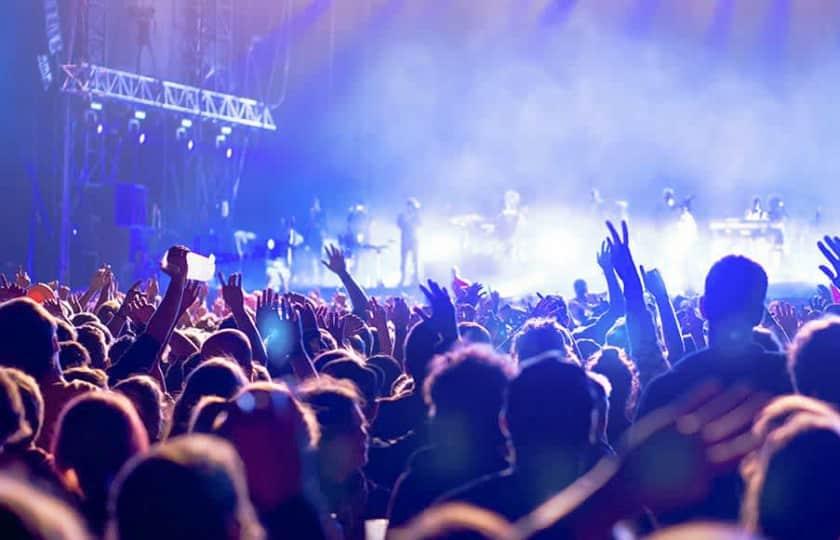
[107,280,143,337]
[606,221,668,387]
[108,246,188,385]
[640,267,685,362]
[219,272,269,368]
[322,244,369,318]
[573,240,625,343]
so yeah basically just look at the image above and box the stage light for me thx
[181,118,193,128]
[176,126,187,140]
[128,118,141,133]
[138,133,146,144]
[215,134,226,147]
[187,139,195,151]
[226,148,233,159]
[96,123,104,135]
[267,238,276,250]
[90,102,103,111]
[134,110,147,120]
[221,126,232,135]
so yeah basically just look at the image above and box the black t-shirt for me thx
[636,342,794,524]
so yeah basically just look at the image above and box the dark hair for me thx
[169,358,248,438]
[321,358,379,408]
[586,346,640,422]
[313,349,354,373]
[114,375,165,442]
[59,341,91,370]
[0,475,91,540]
[109,335,136,366]
[0,298,58,380]
[63,367,108,389]
[53,392,148,531]
[505,357,594,450]
[512,318,576,364]
[55,318,78,342]
[298,376,366,438]
[788,318,840,408]
[2,368,43,448]
[70,312,98,327]
[703,255,767,325]
[404,322,442,383]
[745,415,840,540]
[367,354,402,397]
[0,369,28,446]
[110,434,263,540]
[201,329,253,377]
[458,322,492,345]
[76,325,109,370]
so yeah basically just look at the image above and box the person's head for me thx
[114,376,165,442]
[169,358,248,438]
[511,318,577,364]
[76,324,109,370]
[94,301,119,327]
[70,312,98,327]
[404,321,444,383]
[52,392,148,509]
[58,341,91,370]
[215,382,321,510]
[201,330,253,379]
[110,434,263,540]
[0,369,29,448]
[63,367,108,389]
[0,298,58,380]
[108,335,135,366]
[701,256,767,340]
[586,346,640,424]
[55,318,77,342]
[299,376,368,481]
[743,413,840,540]
[788,317,840,408]
[2,368,43,449]
[573,279,588,299]
[423,345,514,449]
[320,358,380,419]
[367,354,402,397]
[0,474,91,540]
[504,356,595,458]
[458,322,492,345]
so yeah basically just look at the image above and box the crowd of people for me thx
[1,221,840,540]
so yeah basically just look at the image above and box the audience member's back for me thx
[637,255,793,524]
[441,356,596,521]
[639,256,792,417]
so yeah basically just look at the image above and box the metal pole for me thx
[59,97,73,283]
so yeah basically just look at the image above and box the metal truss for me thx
[61,63,277,131]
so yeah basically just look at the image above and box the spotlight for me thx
[221,126,232,136]
[134,110,147,120]
[96,123,104,135]
[138,133,146,144]
[90,102,103,111]
[181,118,193,128]
[267,238,276,250]
[128,118,141,133]
[187,139,194,151]
[176,126,187,140]
[226,148,233,159]
[215,134,226,148]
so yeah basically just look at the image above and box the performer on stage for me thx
[397,198,421,286]
[496,190,523,256]
[745,197,766,221]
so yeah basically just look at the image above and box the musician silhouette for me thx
[398,198,421,286]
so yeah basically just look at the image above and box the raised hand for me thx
[0,274,27,303]
[419,279,458,341]
[146,276,159,302]
[606,220,637,282]
[15,266,31,290]
[640,266,668,298]
[162,246,189,278]
[387,297,411,331]
[58,285,71,301]
[770,301,800,341]
[43,298,67,320]
[89,265,111,291]
[342,313,368,343]
[256,288,282,336]
[117,281,144,315]
[218,272,245,313]
[321,244,348,276]
[179,281,202,315]
[596,239,613,272]
[68,293,83,314]
[818,235,840,288]
[455,282,486,308]
[125,295,155,324]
